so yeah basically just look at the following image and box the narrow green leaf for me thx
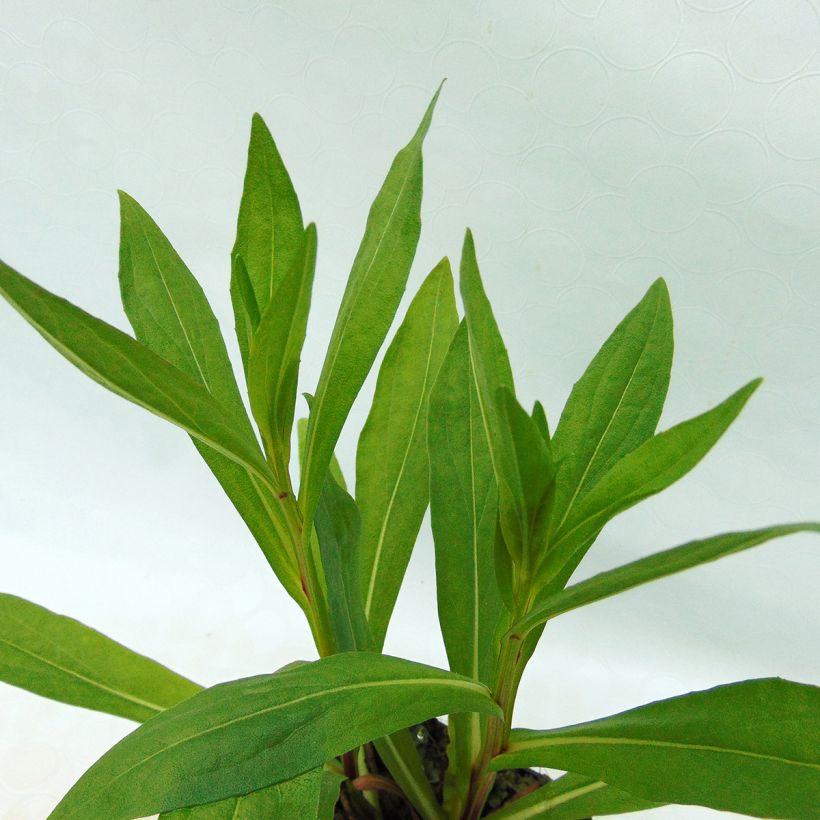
[492,678,820,819]
[531,400,550,445]
[489,772,661,820]
[428,322,505,816]
[314,471,371,653]
[539,378,762,589]
[51,653,500,820]
[116,192,303,603]
[297,416,347,491]
[356,258,458,648]
[0,260,278,495]
[159,768,340,819]
[299,84,442,537]
[231,112,304,369]
[373,730,446,820]
[0,594,199,723]
[247,223,317,475]
[513,523,820,639]
[550,279,673,537]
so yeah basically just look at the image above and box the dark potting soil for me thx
[334,718,588,819]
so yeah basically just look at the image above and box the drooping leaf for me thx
[428,322,505,816]
[299,84,442,538]
[549,279,673,537]
[231,112,305,369]
[490,771,661,819]
[159,767,343,820]
[314,471,371,653]
[50,653,499,820]
[0,260,277,495]
[538,378,762,589]
[247,223,317,477]
[512,523,820,638]
[116,192,302,602]
[0,594,199,723]
[492,678,820,820]
[356,258,458,648]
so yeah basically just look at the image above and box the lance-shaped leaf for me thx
[231,112,305,369]
[356,258,458,648]
[314,471,371,653]
[490,772,661,820]
[0,261,277,493]
[116,193,302,601]
[538,378,762,589]
[459,231,524,560]
[247,223,317,476]
[299,84,442,537]
[160,767,344,820]
[550,278,673,536]
[492,678,820,820]
[50,653,500,820]
[512,523,820,638]
[494,387,556,571]
[0,594,199,723]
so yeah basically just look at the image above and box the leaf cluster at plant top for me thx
[1,84,818,820]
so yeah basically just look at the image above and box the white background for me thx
[1,1,819,818]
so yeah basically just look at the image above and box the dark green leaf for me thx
[231,112,304,369]
[492,678,820,819]
[0,594,199,723]
[489,772,661,820]
[549,279,673,538]
[538,378,762,589]
[531,400,550,445]
[51,653,500,820]
[429,322,505,815]
[247,223,317,477]
[0,260,277,496]
[116,192,302,602]
[314,471,371,653]
[159,768,342,819]
[299,84,442,537]
[513,523,820,638]
[356,258,458,648]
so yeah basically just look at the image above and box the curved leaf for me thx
[492,678,820,819]
[356,258,458,648]
[299,84,442,536]
[50,653,500,820]
[512,523,820,638]
[0,594,199,723]
[489,772,660,820]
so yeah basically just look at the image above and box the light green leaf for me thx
[539,378,761,589]
[489,772,661,820]
[299,84,442,538]
[50,653,500,820]
[0,594,199,723]
[247,223,317,476]
[428,322,504,816]
[513,523,820,639]
[231,112,304,369]
[356,258,458,648]
[492,678,820,819]
[314,471,371,653]
[0,260,278,496]
[549,279,673,538]
[116,192,302,602]
[159,767,342,819]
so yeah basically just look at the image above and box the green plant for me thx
[1,86,818,820]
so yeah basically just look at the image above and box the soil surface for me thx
[334,718,585,818]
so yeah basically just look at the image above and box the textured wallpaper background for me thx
[1,1,819,817]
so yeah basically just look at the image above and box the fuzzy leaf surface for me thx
[493,678,820,819]
[299,85,441,536]
[50,653,499,820]
[0,594,199,723]
[356,258,458,648]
